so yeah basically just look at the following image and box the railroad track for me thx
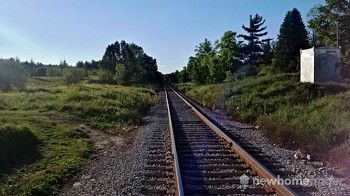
[140,87,297,195]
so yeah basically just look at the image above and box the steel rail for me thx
[165,86,184,196]
[169,86,297,196]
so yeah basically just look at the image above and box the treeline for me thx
[0,40,160,91]
[169,0,350,83]
[77,40,161,85]
[0,58,71,91]
[0,58,27,91]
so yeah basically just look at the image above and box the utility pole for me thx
[336,21,339,47]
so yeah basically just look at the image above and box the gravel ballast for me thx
[59,91,169,195]
[184,93,350,195]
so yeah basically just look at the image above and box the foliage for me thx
[308,0,350,77]
[62,68,87,85]
[99,40,159,84]
[22,60,47,77]
[114,63,127,84]
[187,84,225,107]
[0,58,27,92]
[179,73,349,152]
[0,77,156,133]
[260,40,274,66]
[177,14,273,84]
[166,68,190,84]
[234,64,258,80]
[186,32,242,84]
[0,112,91,195]
[46,66,63,77]
[76,60,99,70]
[186,39,213,83]
[0,126,41,174]
[257,66,275,77]
[274,8,309,73]
[258,94,350,151]
[59,60,69,67]
[211,31,241,83]
[0,77,156,194]
[239,14,271,68]
[175,82,197,93]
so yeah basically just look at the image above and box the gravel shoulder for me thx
[184,93,350,195]
[59,91,167,195]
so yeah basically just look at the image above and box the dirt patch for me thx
[79,124,126,149]
[59,124,140,195]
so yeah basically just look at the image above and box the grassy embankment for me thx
[176,73,350,164]
[0,77,156,195]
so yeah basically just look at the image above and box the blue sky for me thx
[0,0,324,73]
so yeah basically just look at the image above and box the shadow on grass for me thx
[0,126,41,179]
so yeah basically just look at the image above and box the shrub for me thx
[0,60,27,91]
[97,69,113,83]
[181,73,350,153]
[0,126,41,173]
[257,66,275,76]
[62,68,87,85]
[234,64,257,79]
[175,82,197,93]
[258,95,350,151]
[46,66,62,77]
[114,63,127,85]
[187,84,224,108]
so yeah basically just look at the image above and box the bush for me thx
[175,82,197,93]
[187,84,224,108]
[62,68,87,85]
[58,85,156,132]
[0,60,27,91]
[46,66,62,77]
[0,126,40,173]
[257,66,275,76]
[258,95,350,151]
[97,69,113,84]
[181,73,350,152]
[234,64,257,79]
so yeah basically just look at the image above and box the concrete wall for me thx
[300,48,315,83]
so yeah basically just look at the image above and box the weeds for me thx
[0,77,156,195]
[179,73,350,152]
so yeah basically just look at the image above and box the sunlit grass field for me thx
[0,77,156,195]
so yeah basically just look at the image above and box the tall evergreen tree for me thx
[195,38,214,57]
[239,14,271,68]
[260,40,274,66]
[274,8,309,73]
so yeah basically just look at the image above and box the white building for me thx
[300,47,341,83]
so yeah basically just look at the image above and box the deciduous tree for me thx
[308,0,350,77]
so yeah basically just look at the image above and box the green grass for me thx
[1,77,156,133]
[178,73,350,152]
[0,126,41,174]
[257,94,350,151]
[0,77,156,195]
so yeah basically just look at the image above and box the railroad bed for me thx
[140,87,297,195]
